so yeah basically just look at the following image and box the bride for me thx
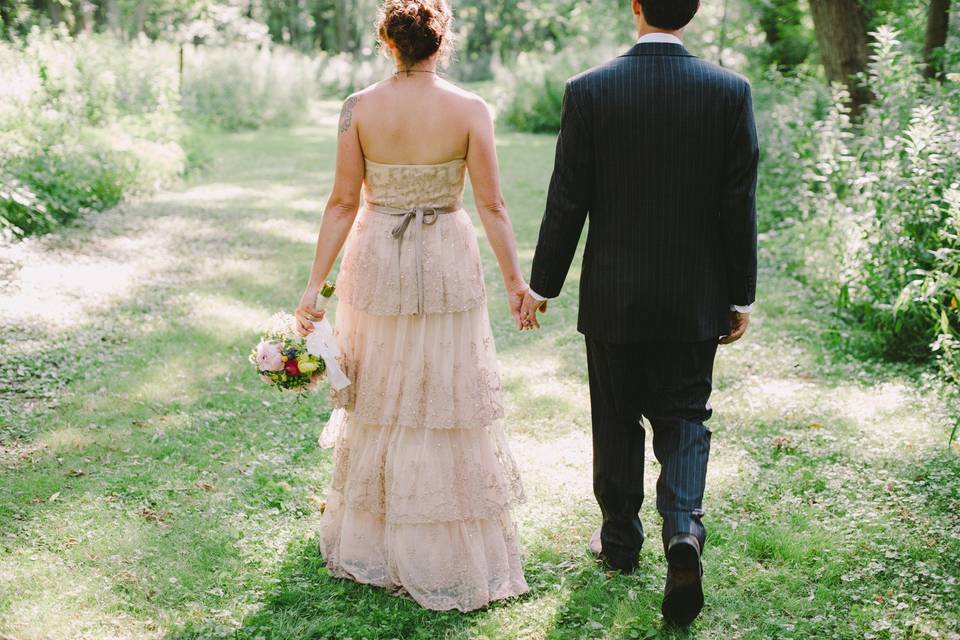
[293,0,531,612]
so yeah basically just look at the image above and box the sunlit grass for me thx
[0,103,957,640]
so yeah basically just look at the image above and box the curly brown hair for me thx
[377,0,453,69]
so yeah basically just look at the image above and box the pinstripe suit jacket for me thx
[529,42,759,343]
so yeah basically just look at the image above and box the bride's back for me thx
[354,76,479,166]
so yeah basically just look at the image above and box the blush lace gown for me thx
[317,158,529,612]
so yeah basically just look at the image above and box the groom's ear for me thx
[631,0,642,17]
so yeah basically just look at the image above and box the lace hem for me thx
[322,412,525,524]
[320,495,529,612]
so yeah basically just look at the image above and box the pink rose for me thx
[256,341,283,372]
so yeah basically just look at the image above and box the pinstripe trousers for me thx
[585,337,716,568]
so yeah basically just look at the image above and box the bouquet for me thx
[250,282,349,394]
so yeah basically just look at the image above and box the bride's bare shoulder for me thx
[435,79,492,117]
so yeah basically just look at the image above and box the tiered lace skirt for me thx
[318,206,528,612]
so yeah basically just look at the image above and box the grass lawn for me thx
[1,101,958,640]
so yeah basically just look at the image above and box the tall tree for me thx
[96,0,120,35]
[132,0,146,36]
[808,0,871,113]
[923,0,952,79]
[334,0,357,53]
[71,0,94,34]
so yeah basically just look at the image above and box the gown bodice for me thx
[363,158,466,210]
[335,157,486,316]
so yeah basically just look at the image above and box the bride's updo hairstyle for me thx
[377,0,453,69]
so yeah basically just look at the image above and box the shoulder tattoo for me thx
[338,95,360,136]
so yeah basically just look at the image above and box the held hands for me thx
[506,281,546,331]
[719,310,750,345]
[294,287,325,337]
[519,291,548,330]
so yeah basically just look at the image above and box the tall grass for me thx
[181,44,320,130]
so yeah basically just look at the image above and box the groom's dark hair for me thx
[638,0,700,30]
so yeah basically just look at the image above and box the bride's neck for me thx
[394,57,438,76]
[395,68,437,76]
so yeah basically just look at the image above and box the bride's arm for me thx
[295,94,365,336]
[465,101,527,330]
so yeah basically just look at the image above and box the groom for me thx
[521,0,758,627]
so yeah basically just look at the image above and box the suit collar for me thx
[620,42,694,58]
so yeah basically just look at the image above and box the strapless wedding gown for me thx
[317,158,529,612]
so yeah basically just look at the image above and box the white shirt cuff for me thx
[528,288,550,302]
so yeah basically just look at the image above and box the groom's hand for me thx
[520,293,548,330]
[719,311,750,345]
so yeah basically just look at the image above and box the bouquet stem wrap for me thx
[306,283,351,391]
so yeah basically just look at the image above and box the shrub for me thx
[495,51,571,133]
[767,25,960,405]
[0,30,184,239]
[805,27,960,361]
[316,51,392,98]
[494,48,617,134]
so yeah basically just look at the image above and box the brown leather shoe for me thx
[661,534,704,626]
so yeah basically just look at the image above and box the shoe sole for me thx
[661,542,704,626]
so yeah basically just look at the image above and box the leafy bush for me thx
[0,30,185,239]
[495,48,614,133]
[762,25,960,406]
[796,27,960,361]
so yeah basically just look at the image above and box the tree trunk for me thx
[71,1,95,35]
[808,0,871,113]
[335,0,357,54]
[132,0,146,36]
[103,0,120,35]
[923,0,952,80]
[44,0,62,26]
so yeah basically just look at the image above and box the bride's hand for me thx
[507,282,527,330]
[295,287,324,336]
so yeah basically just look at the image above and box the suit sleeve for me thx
[529,81,593,299]
[720,82,759,307]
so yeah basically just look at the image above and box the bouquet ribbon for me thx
[305,318,351,391]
